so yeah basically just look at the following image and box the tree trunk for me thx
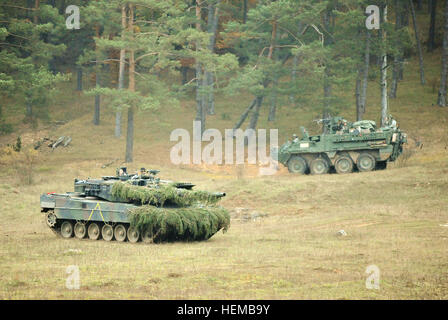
[232,98,257,132]
[323,79,331,133]
[206,1,220,115]
[437,0,448,106]
[125,4,135,162]
[356,72,361,120]
[380,4,388,127]
[26,101,32,120]
[115,4,127,138]
[398,1,409,81]
[390,0,402,99]
[194,1,205,136]
[359,30,370,120]
[322,8,333,131]
[409,0,426,85]
[248,96,263,131]
[125,107,134,163]
[243,0,248,24]
[289,53,299,104]
[428,0,437,52]
[76,67,82,91]
[93,71,100,125]
[93,24,101,126]
[33,0,39,24]
[289,22,303,105]
[268,22,279,121]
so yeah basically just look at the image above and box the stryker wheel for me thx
[127,227,140,243]
[334,155,354,174]
[287,155,307,174]
[102,224,114,241]
[114,224,127,242]
[74,222,87,239]
[310,158,329,175]
[61,221,73,238]
[357,153,376,172]
[142,230,153,243]
[88,223,101,240]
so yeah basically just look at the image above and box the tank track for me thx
[45,210,152,243]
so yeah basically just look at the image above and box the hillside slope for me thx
[0,48,447,299]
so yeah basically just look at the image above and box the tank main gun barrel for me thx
[211,192,226,198]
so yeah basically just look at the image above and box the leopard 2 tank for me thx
[40,167,229,243]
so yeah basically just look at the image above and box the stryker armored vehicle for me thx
[276,116,407,174]
[40,167,229,243]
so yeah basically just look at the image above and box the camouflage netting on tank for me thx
[129,206,230,242]
[111,181,221,206]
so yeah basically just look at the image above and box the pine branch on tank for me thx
[129,206,230,242]
[111,181,222,206]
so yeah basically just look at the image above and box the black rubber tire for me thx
[357,153,376,172]
[287,155,308,174]
[310,157,329,175]
[334,155,354,174]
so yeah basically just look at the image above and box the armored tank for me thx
[40,167,229,243]
[276,116,407,174]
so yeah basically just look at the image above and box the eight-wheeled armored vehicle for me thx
[40,167,229,243]
[276,116,407,174]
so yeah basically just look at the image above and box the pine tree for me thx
[0,0,69,126]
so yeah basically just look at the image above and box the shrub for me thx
[0,146,39,185]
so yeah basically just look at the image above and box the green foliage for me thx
[129,205,230,242]
[0,1,69,122]
[0,122,13,135]
[111,181,222,206]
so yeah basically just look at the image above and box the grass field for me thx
[0,45,448,299]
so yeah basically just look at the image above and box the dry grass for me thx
[0,48,448,299]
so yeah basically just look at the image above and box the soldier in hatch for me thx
[388,115,397,129]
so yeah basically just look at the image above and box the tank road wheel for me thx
[74,222,87,239]
[127,227,140,243]
[357,153,376,172]
[88,223,101,240]
[101,224,114,241]
[141,230,153,244]
[310,158,329,175]
[60,221,73,238]
[114,224,127,242]
[287,155,308,174]
[334,155,354,174]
